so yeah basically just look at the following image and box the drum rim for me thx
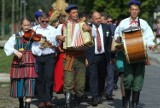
[122,33,130,64]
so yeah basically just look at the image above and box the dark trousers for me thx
[88,54,106,97]
[105,62,114,96]
[35,54,56,102]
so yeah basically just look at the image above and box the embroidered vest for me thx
[14,32,33,51]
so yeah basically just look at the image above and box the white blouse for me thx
[4,31,23,56]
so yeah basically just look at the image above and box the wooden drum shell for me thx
[122,30,146,64]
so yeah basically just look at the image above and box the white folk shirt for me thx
[92,24,105,54]
[4,31,24,56]
[31,24,58,56]
[114,17,155,47]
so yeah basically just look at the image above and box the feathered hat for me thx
[49,0,68,23]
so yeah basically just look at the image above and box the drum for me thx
[122,27,146,64]
[63,22,94,50]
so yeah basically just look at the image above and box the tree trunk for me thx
[1,0,5,39]
[11,0,15,34]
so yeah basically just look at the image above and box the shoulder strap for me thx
[138,18,141,28]
[15,32,20,36]
[14,32,21,38]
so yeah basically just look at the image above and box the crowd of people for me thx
[3,0,156,108]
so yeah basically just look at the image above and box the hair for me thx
[79,12,87,18]
[20,17,31,25]
[91,11,100,18]
[129,3,140,9]
[107,15,112,19]
[40,13,50,19]
[100,12,108,19]
[19,17,31,30]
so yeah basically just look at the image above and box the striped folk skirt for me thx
[9,50,37,97]
[10,50,37,79]
[10,78,35,98]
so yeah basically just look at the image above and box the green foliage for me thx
[0,49,13,73]
[0,0,160,33]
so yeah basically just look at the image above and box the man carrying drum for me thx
[114,0,155,108]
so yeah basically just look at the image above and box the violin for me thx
[23,29,53,48]
[23,29,43,41]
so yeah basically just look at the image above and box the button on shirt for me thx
[114,17,155,47]
[31,25,59,56]
[92,24,105,54]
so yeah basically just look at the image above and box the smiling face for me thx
[68,9,78,21]
[40,17,50,28]
[21,19,31,32]
[129,4,140,20]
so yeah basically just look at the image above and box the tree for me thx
[1,0,5,38]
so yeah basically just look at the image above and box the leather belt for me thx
[40,53,55,57]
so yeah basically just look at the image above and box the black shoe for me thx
[46,102,53,108]
[25,102,31,108]
[122,96,126,107]
[124,90,131,108]
[92,97,98,106]
[132,91,140,108]
[97,96,102,104]
[82,93,88,100]
[106,95,114,100]
[73,95,82,106]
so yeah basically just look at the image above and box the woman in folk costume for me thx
[4,17,37,108]
[49,0,68,93]
[114,0,155,108]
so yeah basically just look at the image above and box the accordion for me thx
[63,22,94,50]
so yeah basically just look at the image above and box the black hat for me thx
[128,0,141,7]
[65,5,78,13]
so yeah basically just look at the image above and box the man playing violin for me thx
[114,0,155,108]
[31,13,58,108]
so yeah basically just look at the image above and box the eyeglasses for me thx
[108,21,112,23]
[41,20,49,23]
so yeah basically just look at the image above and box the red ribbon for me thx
[129,20,138,25]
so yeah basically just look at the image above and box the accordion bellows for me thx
[63,22,94,50]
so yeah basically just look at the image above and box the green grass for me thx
[0,48,13,73]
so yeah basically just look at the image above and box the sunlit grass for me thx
[0,48,13,73]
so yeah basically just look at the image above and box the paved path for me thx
[0,49,160,108]
[1,63,160,108]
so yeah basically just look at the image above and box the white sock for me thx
[25,98,32,103]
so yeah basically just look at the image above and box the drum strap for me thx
[138,18,141,28]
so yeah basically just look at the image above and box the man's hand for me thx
[116,36,122,43]
[56,35,66,41]
[85,59,89,67]
[149,45,156,51]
